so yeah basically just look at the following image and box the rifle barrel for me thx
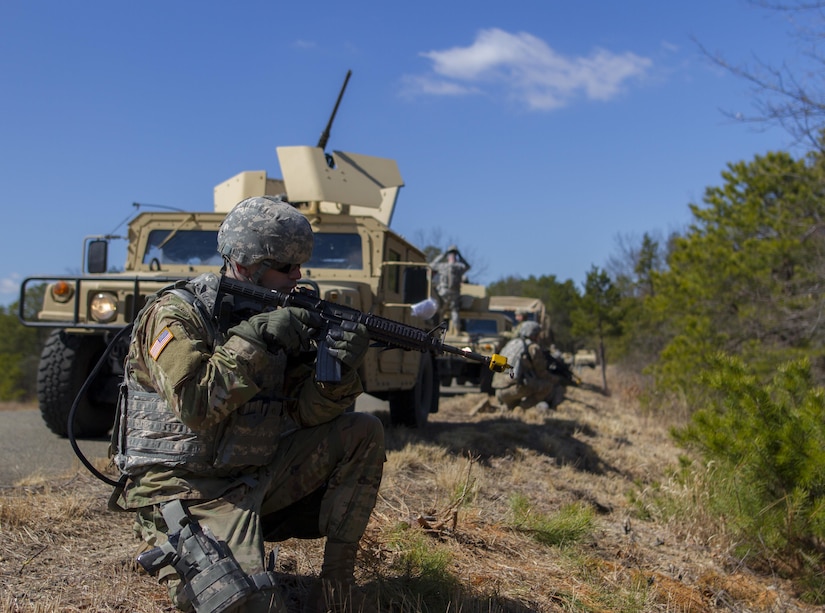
[218,277,510,373]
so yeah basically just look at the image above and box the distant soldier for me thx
[491,321,565,411]
[512,310,528,337]
[429,245,470,333]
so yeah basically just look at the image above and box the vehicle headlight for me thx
[90,292,118,323]
[50,281,75,303]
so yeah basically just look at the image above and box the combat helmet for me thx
[518,321,541,339]
[218,196,313,267]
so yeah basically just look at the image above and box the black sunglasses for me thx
[267,261,300,274]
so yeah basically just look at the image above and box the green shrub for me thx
[673,353,825,603]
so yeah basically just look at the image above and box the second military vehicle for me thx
[434,283,513,394]
[489,295,550,341]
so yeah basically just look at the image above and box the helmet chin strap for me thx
[226,258,271,285]
[249,260,271,285]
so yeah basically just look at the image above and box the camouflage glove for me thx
[324,321,369,371]
[229,307,318,354]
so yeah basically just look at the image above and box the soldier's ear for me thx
[233,263,254,281]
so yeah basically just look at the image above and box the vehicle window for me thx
[498,309,536,324]
[464,319,499,335]
[499,310,517,324]
[306,233,363,269]
[143,230,222,266]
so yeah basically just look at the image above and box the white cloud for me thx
[0,274,21,295]
[660,40,680,54]
[400,75,481,97]
[411,28,652,111]
[0,274,21,306]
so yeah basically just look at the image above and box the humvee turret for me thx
[19,142,441,436]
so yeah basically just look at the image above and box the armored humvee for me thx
[488,295,550,341]
[18,145,440,437]
[434,283,512,394]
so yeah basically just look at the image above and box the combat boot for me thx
[303,540,376,613]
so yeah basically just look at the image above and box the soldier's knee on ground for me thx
[495,387,521,411]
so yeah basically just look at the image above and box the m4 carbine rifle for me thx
[219,276,510,383]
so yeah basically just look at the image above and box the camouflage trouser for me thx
[136,411,385,612]
[436,290,461,332]
[495,378,563,410]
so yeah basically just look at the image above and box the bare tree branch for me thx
[697,1,825,150]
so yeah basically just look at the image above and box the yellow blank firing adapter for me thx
[488,353,509,372]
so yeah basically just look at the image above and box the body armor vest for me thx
[113,274,286,476]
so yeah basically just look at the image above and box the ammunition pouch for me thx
[137,501,279,613]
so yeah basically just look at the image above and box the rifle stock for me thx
[219,276,509,382]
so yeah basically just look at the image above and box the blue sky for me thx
[0,1,806,306]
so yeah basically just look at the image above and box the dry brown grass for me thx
[1,368,818,612]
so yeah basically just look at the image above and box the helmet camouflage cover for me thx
[518,321,541,339]
[217,196,314,266]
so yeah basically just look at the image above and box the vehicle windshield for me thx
[498,310,537,325]
[143,230,222,267]
[464,318,499,335]
[305,233,363,270]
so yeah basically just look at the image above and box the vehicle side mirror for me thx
[87,239,108,274]
[402,267,428,305]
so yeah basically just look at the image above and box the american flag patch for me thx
[149,327,174,361]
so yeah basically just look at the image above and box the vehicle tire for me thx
[389,352,439,428]
[37,330,116,438]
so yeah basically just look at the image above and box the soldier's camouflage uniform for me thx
[491,333,565,410]
[114,272,384,611]
[429,246,470,332]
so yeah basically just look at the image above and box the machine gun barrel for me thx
[317,69,352,151]
[219,276,509,381]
